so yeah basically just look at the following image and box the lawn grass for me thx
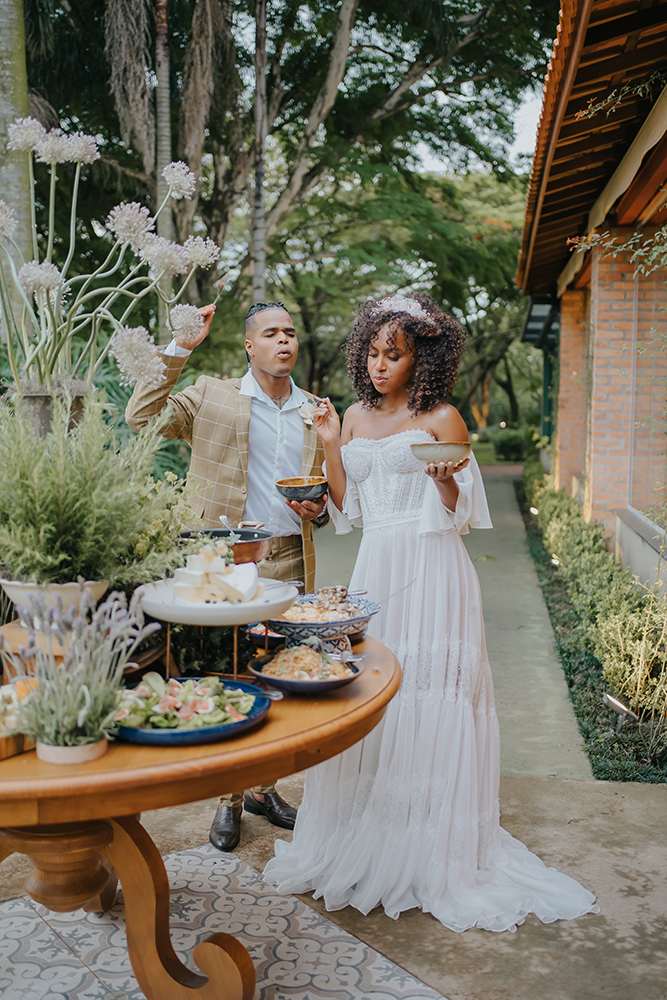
[514,479,667,783]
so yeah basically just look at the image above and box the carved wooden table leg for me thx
[0,817,255,1000]
[103,816,255,1000]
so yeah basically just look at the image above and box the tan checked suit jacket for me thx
[125,354,325,592]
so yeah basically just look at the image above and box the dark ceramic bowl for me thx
[180,527,273,563]
[275,476,328,502]
[249,656,361,694]
[247,622,286,651]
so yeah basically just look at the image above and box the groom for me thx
[126,300,327,851]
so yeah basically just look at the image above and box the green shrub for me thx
[525,473,665,716]
[0,392,196,586]
[490,428,525,461]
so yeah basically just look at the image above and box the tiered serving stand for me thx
[138,577,299,679]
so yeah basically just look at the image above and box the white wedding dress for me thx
[263,429,598,932]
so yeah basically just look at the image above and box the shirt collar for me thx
[239,370,307,410]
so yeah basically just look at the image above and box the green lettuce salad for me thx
[115,672,256,730]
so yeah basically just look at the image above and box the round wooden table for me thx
[0,636,400,1000]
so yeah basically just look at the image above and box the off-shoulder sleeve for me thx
[323,459,363,535]
[418,452,492,537]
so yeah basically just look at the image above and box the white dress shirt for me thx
[161,340,306,536]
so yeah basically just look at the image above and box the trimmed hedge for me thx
[519,462,667,781]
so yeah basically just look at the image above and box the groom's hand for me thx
[286,494,328,521]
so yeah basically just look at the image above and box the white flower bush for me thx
[170,303,204,345]
[110,326,167,388]
[0,117,222,392]
[162,161,196,199]
[18,261,62,298]
[184,235,220,268]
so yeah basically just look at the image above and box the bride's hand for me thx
[425,457,470,481]
[312,398,340,444]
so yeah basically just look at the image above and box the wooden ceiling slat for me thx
[543,174,609,197]
[584,5,667,51]
[557,105,640,141]
[576,39,667,84]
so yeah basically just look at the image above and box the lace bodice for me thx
[342,429,435,529]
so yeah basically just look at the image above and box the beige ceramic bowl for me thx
[410,441,472,466]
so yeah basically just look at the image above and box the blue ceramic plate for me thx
[249,658,361,694]
[114,679,271,746]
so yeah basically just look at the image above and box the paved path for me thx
[314,468,591,780]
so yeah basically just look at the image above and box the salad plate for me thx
[138,578,298,626]
[114,676,271,746]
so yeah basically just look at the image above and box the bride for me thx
[263,294,598,932]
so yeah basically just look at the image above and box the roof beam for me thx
[557,81,667,296]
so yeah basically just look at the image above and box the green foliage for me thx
[0,391,196,586]
[516,477,667,781]
[169,624,256,677]
[490,428,526,462]
[525,470,667,720]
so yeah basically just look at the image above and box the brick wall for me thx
[554,289,587,494]
[583,242,636,527]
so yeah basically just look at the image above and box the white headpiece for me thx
[371,296,436,325]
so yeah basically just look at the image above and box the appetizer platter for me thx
[114,673,270,745]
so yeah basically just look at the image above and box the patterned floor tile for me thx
[0,898,117,999]
[1,845,445,1000]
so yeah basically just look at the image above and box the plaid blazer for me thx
[125,354,325,591]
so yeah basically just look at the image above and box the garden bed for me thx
[515,469,667,783]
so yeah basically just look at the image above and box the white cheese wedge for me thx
[209,563,259,602]
[173,567,206,587]
[208,555,232,573]
[173,583,217,602]
[186,554,207,573]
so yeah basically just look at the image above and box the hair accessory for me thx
[371,296,437,327]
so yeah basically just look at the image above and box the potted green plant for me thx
[0,117,219,406]
[0,391,198,610]
[0,589,160,763]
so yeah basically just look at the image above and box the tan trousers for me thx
[219,535,304,809]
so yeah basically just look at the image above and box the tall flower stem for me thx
[45,164,57,263]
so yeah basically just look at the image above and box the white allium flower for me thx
[140,234,190,276]
[18,261,63,297]
[183,235,220,269]
[106,202,154,251]
[66,132,100,164]
[35,128,72,164]
[7,117,47,152]
[110,325,167,388]
[170,304,204,345]
[162,161,196,200]
[0,201,18,240]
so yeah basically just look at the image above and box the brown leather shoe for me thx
[243,790,297,830]
[209,804,242,851]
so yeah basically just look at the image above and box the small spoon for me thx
[218,514,233,531]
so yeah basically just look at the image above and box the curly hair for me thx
[345,293,465,413]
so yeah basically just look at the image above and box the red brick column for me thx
[554,289,587,494]
[583,242,636,527]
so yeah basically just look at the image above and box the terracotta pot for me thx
[35,739,108,765]
[0,579,109,615]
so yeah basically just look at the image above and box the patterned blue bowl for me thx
[268,595,380,644]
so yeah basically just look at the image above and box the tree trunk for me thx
[494,356,520,425]
[471,375,491,430]
[154,0,173,343]
[252,0,267,304]
[0,0,32,342]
